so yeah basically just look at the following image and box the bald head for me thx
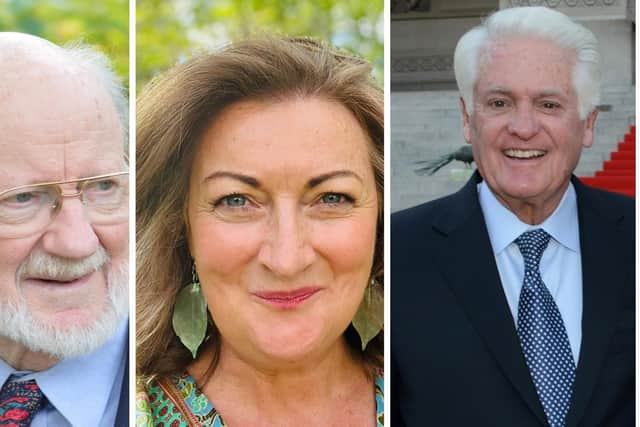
[0,32,127,186]
[0,32,127,155]
[0,32,62,60]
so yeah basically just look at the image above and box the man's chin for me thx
[0,301,125,359]
[40,307,113,330]
[0,264,128,360]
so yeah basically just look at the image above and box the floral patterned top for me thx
[136,372,384,426]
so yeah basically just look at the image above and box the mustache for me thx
[17,246,110,282]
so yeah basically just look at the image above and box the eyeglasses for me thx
[0,172,129,239]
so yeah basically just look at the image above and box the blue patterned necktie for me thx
[516,229,575,427]
[0,377,46,426]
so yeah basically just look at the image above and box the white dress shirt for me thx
[478,182,582,364]
[0,317,128,427]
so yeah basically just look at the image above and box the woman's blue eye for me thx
[220,194,247,207]
[320,193,351,204]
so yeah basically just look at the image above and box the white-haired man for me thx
[392,7,633,427]
[0,33,129,426]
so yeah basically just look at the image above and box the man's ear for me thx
[460,97,472,144]
[582,109,598,148]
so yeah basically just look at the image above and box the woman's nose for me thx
[257,206,315,278]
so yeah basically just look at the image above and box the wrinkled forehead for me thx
[0,34,124,186]
[478,36,576,73]
[473,36,577,98]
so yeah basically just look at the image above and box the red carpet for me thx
[579,125,635,198]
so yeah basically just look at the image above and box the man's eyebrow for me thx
[306,170,363,189]
[482,87,512,96]
[203,171,260,188]
[537,89,566,98]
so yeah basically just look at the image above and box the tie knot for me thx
[0,377,46,427]
[515,229,551,269]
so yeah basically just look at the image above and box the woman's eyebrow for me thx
[203,171,261,188]
[306,170,362,189]
[203,170,362,189]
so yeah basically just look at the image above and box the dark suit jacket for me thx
[114,344,129,426]
[391,172,634,427]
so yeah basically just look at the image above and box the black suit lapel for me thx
[115,329,129,426]
[565,180,630,427]
[432,172,547,424]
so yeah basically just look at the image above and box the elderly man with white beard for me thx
[0,33,129,427]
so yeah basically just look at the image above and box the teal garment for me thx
[374,375,384,426]
[137,373,384,426]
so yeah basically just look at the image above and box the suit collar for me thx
[432,170,548,424]
[434,172,631,427]
[477,179,580,254]
[431,170,482,235]
[115,324,129,427]
[565,178,630,427]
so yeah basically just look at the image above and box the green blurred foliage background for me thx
[137,0,383,90]
[0,0,129,87]
[0,1,383,94]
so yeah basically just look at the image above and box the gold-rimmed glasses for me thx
[0,172,129,239]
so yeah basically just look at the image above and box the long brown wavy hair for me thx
[136,36,383,382]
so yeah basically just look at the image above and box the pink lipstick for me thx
[253,287,321,309]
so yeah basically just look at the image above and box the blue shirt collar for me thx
[0,317,128,426]
[478,181,580,253]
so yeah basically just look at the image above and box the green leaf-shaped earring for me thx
[172,264,208,358]
[352,277,384,351]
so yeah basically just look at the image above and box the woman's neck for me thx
[188,338,375,426]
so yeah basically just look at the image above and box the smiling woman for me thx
[135,37,383,426]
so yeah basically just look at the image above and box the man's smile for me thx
[503,149,547,159]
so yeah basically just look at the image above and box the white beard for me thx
[0,247,128,359]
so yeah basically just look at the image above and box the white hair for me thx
[0,247,128,359]
[454,6,601,119]
[62,42,129,150]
